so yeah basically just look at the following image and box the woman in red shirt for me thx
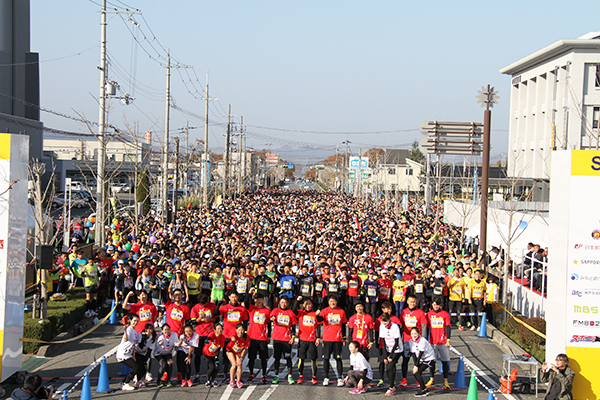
[202,324,225,387]
[225,324,250,388]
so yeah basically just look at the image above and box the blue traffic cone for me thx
[95,358,113,393]
[487,388,495,400]
[61,390,68,400]
[119,363,131,376]
[109,300,118,325]
[453,356,467,389]
[478,313,488,338]
[80,374,92,400]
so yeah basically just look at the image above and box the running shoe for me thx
[337,378,344,387]
[458,326,465,331]
[248,374,255,382]
[288,375,295,385]
[385,387,397,396]
[359,387,367,394]
[414,389,429,397]
[443,381,451,390]
[157,381,164,388]
[145,372,153,382]
[122,383,135,391]
[187,380,193,387]
[205,381,211,387]
[162,373,168,381]
[166,381,173,387]
[272,376,280,384]
[297,375,304,384]
[470,326,476,331]
[377,379,385,387]
[237,380,243,389]
[425,378,434,387]
[400,378,408,387]
[230,380,236,388]
[311,377,318,385]
[138,381,146,388]
[349,388,361,394]
[262,376,268,385]
[180,381,187,388]
[323,378,330,386]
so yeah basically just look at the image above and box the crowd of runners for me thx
[49,191,501,396]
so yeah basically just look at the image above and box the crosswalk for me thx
[215,384,277,400]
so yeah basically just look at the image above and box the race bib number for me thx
[367,288,377,297]
[228,311,241,322]
[214,281,224,290]
[170,309,183,321]
[238,281,247,292]
[283,281,293,290]
[356,329,363,339]
[415,283,423,293]
[327,314,341,325]
[188,281,197,288]
[303,316,315,326]
[430,318,444,327]
[453,287,462,295]
[340,281,348,290]
[277,314,290,326]
[232,344,243,353]
[202,281,211,289]
[253,313,266,324]
[315,283,323,291]
[329,284,338,293]
[474,288,483,297]
[139,310,152,321]
[405,315,417,327]
[208,343,218,353]
[258,281,269,291]
[349,281,358,289]
[379,287,389,296]
[434,287,443,295]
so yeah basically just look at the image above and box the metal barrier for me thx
[513,252,547,298]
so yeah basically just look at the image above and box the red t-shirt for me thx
[320,307,347,342]
[219,304,248,338]
[203,331,226,357]
[191,302,217,337]
[347,276,362,298]
[270,308,297,342]
[400,307,427,341]
[129,301,158,334]
[248,305,271,341]
[225,334,250,354]
[377,278,392,300]
[165,302,190,336]
[297,310,319,342]
[348,313,374,346]
[374,315,402,331]
[427,309,451,345]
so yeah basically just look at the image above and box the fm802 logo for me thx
[572,320,600,327]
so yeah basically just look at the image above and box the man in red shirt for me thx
[317,295,347,387]
[346,268,363,315]
[348,301,374,350]
[377,270,392,311]
[165,289,190,336]
[295,297,320,385]
[123,290,157,334]
[426,297,452,390]
[190,293,217,381]
[399,294,428,387]
[218,292,248,383]
[270,295,297,384]
[246,293,271,384]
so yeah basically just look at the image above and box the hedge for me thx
[23,288,88,354]
[498,316,546,362]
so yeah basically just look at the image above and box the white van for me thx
[67,181,83,191]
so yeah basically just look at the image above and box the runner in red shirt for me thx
[399,294,428,387]
[190,294,216,380]
[346,268,363,313]
[377,272,392,309]
[270,295,297,384]
[295,297,320,385]
[165,289,190,336]
[218,292,248,383]
[317,296,347,386]
[245,293,271,384]
[348,301,374,349]
[123,290,157,334]
[202,324,225,386]
[426,297,452,389]
[225,324,250,388]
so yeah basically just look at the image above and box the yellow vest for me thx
[448,277,465,301]
[486,283,499,303]
[470,279,486,300]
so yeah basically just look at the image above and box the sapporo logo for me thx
[574,305,599,314]
[593,230,600,240]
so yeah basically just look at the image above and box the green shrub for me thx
[22,288,88,354]
[519,317,546,347]
[498,315,546,362]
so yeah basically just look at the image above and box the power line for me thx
[0,44,99,67]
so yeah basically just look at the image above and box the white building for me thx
[44,139,152,164]
[365,149,422,194]
[500,31,600,180]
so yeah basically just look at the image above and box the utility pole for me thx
[223,104,231,198]
[238,116,243,196]
[172,137,179,209]
[161,53,192,221]
[342,139,351,194]
[203,71,217,206]
[358,148,362,199]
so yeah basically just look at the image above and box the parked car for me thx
[111,183,132,194]
[52,191,89,208]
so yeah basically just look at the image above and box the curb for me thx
[485,322,533,356]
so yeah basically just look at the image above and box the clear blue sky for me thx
[31,0,600,165]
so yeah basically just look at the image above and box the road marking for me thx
[258,385,278,400]
[450,346,518,400]
[52,383,71,398]
[75,345,119,377]
[219,385,234,400]
[238,385,256,400]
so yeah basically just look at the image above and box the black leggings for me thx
[121,358,144,384]
[248,339,269,376]
[383,353,401,386]
[414,361,434,389]
[156,354,173,383]
[273,340,293,375]
[176,350,192,380]
[298,358,317,377]
[194,337,208,375]
[323,342,343,380]
[204,355,219,383]
[365,301,378,320]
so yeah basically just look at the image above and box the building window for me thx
[388,168,395,175]
[596,65,600,87]
[406,169,413,176]
[594,107,600,129]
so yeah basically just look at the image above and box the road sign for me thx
[349,170,369,180]
[419,120,484,155]
[286,163,294,169]
[349,157,368,169]
[476,86,500,108]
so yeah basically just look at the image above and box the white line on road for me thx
[219,385,234,400]
[75,345,119,377]
[258,385,278,400]
[238,385,256,400]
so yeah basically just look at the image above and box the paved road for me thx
[14,323,541,400]
[281,181,322,191]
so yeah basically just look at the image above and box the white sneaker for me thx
[470,326,476,331]
[337,378,344,387]
[145,372,153,382]
[323,378,330,386]
[122,383,136,391]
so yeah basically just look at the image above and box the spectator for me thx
[11,375,53,400]
[540,354,574,400]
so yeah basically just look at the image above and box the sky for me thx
[30,0,600,167]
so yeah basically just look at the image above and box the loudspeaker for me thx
[37,245,54,269]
